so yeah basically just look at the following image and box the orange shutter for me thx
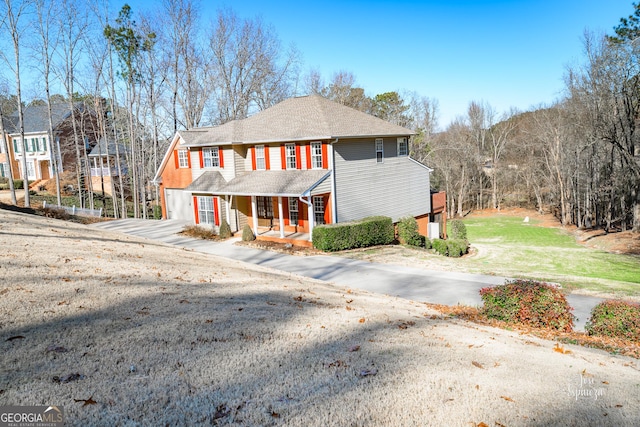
[322,143,328,169]
[296,145,302,169]
[219,148,224,168]
[306,145,311,169]
[251,147,256,170]
[265,146,270,170]
[199,150,204,168]
[174,150,179,168]
[280,145,286,169]
[193,197,199,224]
[187,151,191,168]
[213,197,220,226]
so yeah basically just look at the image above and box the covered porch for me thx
[186,169,332,244]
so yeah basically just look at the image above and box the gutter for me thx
[298,193,313,242]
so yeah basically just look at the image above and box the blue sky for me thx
[134,0,634,127]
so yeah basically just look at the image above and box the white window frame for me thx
[288,198,298,225]
[285,143,296,169]
[178,150,189,168]
[26,160,36,180]
[375,138,384,163]
[14,139,21,153]
[255,145,266,170]
[397,137,408,157]
[197,196,215,225]
[203,147,220,168]
[313,195,325,225]
[41,137,47,152]
[311,142,322,169]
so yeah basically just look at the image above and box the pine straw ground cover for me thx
[1,210,640,426]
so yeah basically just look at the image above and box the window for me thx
[288,198,298,225]
[255,145,266,170]
[311,142,322,169]
[375,139,384,163]
[203,147,220,168]
[13,139,20,153]
[30,138,37,152]
[313,196,325,224]
[178,150,189,168]
[41,137,47,152]
[397,137,408,156]
[257,196,273,218]
[285,143,296,169]
[0,163,5,177]
[26,160,36,179]
[197,196,215,225]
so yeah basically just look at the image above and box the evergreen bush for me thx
[242,224,255,241]
[219,220,232,239]
[397,216,424,247]
[449,219,467,240]
[313,216,394,251]
[480,279,574,331]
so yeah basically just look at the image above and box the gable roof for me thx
[184,94,415,146]
[88,138,128,157]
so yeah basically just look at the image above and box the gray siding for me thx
[310,174,331,196]
[334,138,431,223]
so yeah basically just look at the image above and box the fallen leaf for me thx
[346,299,353,304]
[213,404,230,420]
[6,335,25,342]
[475,384,480,390]
[495,422,506,427]
[359,318,366,323]
[476,423,489,427]
[293,296,303,302]
[472,361,484,369]
[46,345,68,353]
[74,396,96,407]
[54,373,84,384]
[615,404,623,408]
[271,412,280,418]
[348,345,360,352]
[327,360,347,368]
[602,381,609,385]
[179,299,190,304]
[500,396,515,402]
[345,306,353,311]
[359,368,378,377]
[554,343,572,354]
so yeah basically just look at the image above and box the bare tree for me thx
[0,80,18,204]
[0,0,33,207]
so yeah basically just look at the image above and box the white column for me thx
[225,195,231,229]
[251,196,259,236]
[278,196,285,238]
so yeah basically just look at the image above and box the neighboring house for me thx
[88,138,128,196]
[154,94,434,246]
[2,103,98,186]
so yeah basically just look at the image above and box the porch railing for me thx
[43,200,103,217]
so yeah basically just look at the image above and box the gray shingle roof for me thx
[88,138,128,157]
[184,95,415,147]
[6,103,77,134]
[186,170,331,197]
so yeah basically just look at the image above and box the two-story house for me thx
[88,138,128,196]
[3,103,98,186]
[154,94,433,245]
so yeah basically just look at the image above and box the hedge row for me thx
[312,216,395,252]
[585,300,640,341]
[431,238,468,257]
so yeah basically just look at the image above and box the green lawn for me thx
[460,216,640,296]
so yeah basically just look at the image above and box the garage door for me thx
[165,189,193,221]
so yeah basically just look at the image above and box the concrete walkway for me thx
[91,218,603,331]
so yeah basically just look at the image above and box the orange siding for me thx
[160,149,193,219]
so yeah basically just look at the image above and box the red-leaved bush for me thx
[479,279,574,332]
[585,300,640,342]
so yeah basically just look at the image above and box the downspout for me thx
[299,193,313,241]
[329,138,338,224]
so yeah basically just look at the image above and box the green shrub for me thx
[219,220,232,239]
[0,184,8,190]
[585,300,640,341]
[13,179,24,189]
[432,238,448,256]
[153,205,162,220]
[480,279,574,332]
[449,219,467,240]
[242,224,255,241]
[397,216,424,247]
[423,238,432,250]
[446,239,469,257]
[313,216,394,252]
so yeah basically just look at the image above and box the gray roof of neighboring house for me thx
[183,95,415,147]
[186,169,331,197]
[88,138,128,157]
[5,103,83,134]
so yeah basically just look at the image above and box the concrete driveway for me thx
[91,218,602,331]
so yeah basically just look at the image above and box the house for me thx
[1,103,98,187]
[88,138,128,196]
[154,94,434,246]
